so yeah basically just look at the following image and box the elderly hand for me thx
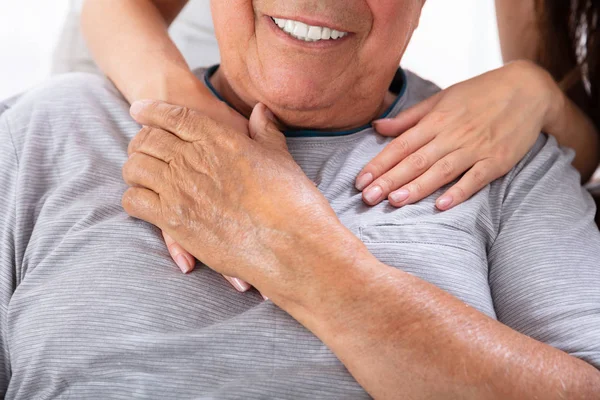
[355,61,558,210]
[122,101,344,298]
[152,78,253,293]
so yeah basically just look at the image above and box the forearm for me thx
[275,236,600,399]
[544,85,600,181]
[81,0,200,105]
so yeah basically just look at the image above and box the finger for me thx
[122,152,170,194]
[222,275,252,293]
[372,91,442,137]
[248,103,288,151]
[361,137,454,206]
[122,186,162,227]
[435,159,503,211]
[128,126,186,163]
[387,150,476,207]
[355,124,436,191]
[162,231,196,274]
[130,100,220,143]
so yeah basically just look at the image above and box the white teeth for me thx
[271,17,348,42]
[293,22,309,38]
[274,18,286,29]
[307,26,322,41]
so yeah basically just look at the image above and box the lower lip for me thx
[265,16,351,49]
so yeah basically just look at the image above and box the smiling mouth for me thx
[270,17,349,42]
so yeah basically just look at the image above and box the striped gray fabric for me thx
[0,69,599,399]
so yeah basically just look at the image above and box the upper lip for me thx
[268,15,351,33]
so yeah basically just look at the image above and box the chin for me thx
[253,66,346,113]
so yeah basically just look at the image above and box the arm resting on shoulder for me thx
[496,0,600,180]
[81,0,208,108]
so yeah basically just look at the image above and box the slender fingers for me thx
[356,124,436,191]
[222,275,252,293]
[372,91,442,137]
[128,126,186,163]
[435,159,504,210]
[162,231,197,274]
[122,152,170,194]
[386,150,477,207]
[361,137,454,205]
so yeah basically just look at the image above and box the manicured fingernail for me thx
[364,185,383,204]
[130,100,152,116]
[184,254,195,271]
[437,195,454,210]
[390,189,410,204]
[356,172,373,191]
[175,254,192,274]
[231,278,252,292]
[372,118,394,125]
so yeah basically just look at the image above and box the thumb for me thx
[373,91,442,137]
[249,103,287,151]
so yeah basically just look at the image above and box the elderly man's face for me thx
[211,0,424,129]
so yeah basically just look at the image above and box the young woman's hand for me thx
[356,60,560,210]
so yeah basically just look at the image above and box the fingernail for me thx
[130,100,152,116]
[264,108,276,122]
[184,254,195,271]
[372,118,394,125]
[175,254,192,274]
[261,293,269,301]
[437,195,454,210]
[356,172,374,191]
[231,278,252,292]
[390,189,410,204]
[364,185,383,204]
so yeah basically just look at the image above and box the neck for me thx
[209,67,398,133]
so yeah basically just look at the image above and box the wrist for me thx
[267,224,386,323]
[132,65,206,107]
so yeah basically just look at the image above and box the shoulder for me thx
[3,72,126,116]
[491,133,595,225]
[1,72,132,154]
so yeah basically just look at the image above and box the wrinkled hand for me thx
[155,79,252,292]
[122,101,338,297]
[356,60,555,210]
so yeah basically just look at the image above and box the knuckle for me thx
[438,159,455,178]
[121,159,136,184]
[220,135,243,155]
[376,175,396,193]
[425,110,453,127]
[407,152,428,170]
[452,185,467,201]
[471,168,488,187]
[389,137,411,158]
[165,105,190,127]
[409,181,424,196]
[121,189,136,214]
[366,160,386,176]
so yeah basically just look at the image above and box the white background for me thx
[0,0,503,100]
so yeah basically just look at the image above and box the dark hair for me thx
[536,0,600,126]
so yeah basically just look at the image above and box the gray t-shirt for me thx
[0,69,599,399]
